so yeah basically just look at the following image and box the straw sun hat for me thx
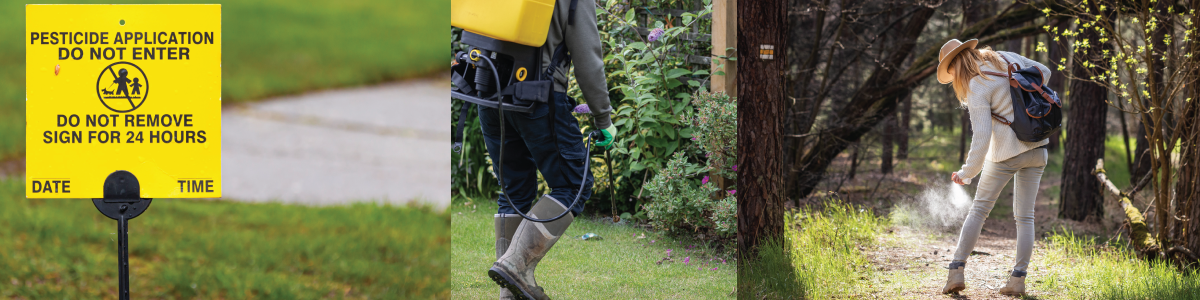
[936,39,979,84]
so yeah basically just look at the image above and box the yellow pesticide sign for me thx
[26,5,222,199]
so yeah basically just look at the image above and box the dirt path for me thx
[865,225,1047,299]
[810,155,1103,299]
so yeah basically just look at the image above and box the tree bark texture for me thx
[1058,1,1109,221]
[897,94,911,159]
[881,114,895,174]
[737,0,788,264]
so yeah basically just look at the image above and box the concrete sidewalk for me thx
[222,78,449,210]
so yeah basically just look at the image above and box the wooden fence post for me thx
[711,0,737,97]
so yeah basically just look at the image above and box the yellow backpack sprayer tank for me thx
[451,0,555,47]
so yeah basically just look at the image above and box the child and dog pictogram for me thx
[95,61,149,113]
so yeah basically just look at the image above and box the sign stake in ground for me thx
[26,5,221,298]
[91,171,152,300]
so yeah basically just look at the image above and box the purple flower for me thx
[711,267,718,271]
[648,28,665,42]
[691,137,698,141]
[684,256,690,264]
[666,249,672,255]
[702,176,710,185]
[727,190,736,195]
[698,267,702,270]
[573,104,591,114]
[651,240,655,244]
[732,165,738,171]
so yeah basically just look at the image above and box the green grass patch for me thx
[0,0,448,158]
[1038,230,1200,299]
[741,200,885,299]
[451,198,736,299]
[0,177,450,299]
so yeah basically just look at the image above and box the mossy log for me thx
[1092,158,1159,253]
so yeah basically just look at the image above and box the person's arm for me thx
[564,0,613,129]
[956,78,995,180]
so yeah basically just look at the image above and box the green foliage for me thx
[688,91,737,179]
[643,152,735,239]
[595,0,714,179]
[642,91,736,240]
[0,178,450,299]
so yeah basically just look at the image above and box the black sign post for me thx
[91,171,153,300]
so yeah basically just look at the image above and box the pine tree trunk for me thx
[897,94,911,159]
[881,114,895,174]
[737,0,787,265]
[1059,2,1109,221]
[848,145,860,180]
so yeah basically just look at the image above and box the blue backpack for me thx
[981,55,1063,142]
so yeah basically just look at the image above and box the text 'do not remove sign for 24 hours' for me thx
[26,5,222,198]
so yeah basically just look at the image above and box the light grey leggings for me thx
[952,148,1047,274]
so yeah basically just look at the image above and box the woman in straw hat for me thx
[936,39,1052,296]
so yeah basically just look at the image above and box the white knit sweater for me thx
[956,51,1051,180]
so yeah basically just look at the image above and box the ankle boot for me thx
[998,270,1026,296]
[941,261,966,294]
[495,214,523,299]
[489,196,574,300]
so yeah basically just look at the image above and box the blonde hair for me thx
[949,47,1007,105]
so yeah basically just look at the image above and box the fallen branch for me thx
[1164,246,1200,264]
[1093,158,1160,254]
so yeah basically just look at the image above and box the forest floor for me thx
[775,130,1196,299]
[804,165,1074,299]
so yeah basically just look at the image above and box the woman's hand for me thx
[951,172,966,185]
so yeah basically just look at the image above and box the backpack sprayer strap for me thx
[567,0,578,26]
[452,56,474,152]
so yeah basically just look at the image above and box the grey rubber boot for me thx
[488,195,574,300]
[942,261,966,294]
[495,214,523,299]
[998,270,1026,296]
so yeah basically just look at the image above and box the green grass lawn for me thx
[0,177,450,299]
[451,198,736,299]
[0,0,448,159]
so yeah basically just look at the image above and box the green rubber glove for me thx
[596,126,617,149]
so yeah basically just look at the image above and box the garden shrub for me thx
[644,91,736,240]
